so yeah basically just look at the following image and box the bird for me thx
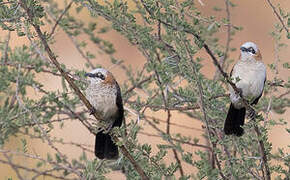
[85,68,124,159]
[224,42,266,136]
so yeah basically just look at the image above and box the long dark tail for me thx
[95,131,118,160]
[224,103,246,136]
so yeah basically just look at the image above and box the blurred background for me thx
[0,0,289,179]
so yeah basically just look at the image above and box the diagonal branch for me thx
[49,1,73,37]
[265,0,289,35]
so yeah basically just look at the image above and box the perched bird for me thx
[85,68,124,159]
[224,42,266,136]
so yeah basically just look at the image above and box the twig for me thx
[265,0,289,34]
[5,61,62,76]
[166,109,184,176]
[123,75,152,96]
[0,158,75,180]
[49,1,73,37]
[45,6,95,69]
[146,115,204,132]
[15,64,82,177]
[2,31,10,65]
[139,131,211,150]
[183,38,216,169]
[19,1,149,179]
[143,117,212,151]
[3,153,24,180]
[214,0,231,80]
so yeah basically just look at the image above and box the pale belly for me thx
[229,61,266,107]
[85,86,118,122]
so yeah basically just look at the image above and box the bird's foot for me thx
[89,107,97,115]
[248,108,256,120]
[236,88,243,97]
[103,124,113,134]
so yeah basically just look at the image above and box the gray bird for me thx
[224,42,266,136]
[85,68,124,159]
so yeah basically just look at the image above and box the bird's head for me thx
[85,68,116,86]
[239,42,262,61]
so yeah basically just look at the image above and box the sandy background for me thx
[0,0,289,179]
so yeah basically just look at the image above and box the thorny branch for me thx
[3,153,24,180]
[0,157,75,180]
[265,0,289,35]
[0,149,78,180]
[49,1,73,37]
[183,38,216,169]
[45,3,95,69]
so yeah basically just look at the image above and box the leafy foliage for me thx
[0,0,289,179]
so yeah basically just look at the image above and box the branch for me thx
[2,31,10,65]
[166,109,184,176]
[0,158,75,180]
[49,1,73,37]
[214,0,231,80]
[3,153,24,180]
[123,75,152,96]
[139,131,211,150]
[265,0,289,35]
[183,39,216,169]
[19,1,149,179]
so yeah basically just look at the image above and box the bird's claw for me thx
[248,108,256,120]
[89,107,97,115]
[237,88,243,97]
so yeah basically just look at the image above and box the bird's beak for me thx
[240,47,247,52]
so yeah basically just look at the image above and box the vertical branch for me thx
[214,0,231,80]
[2,31,11,65]
[166,110,184,176]
[155,48,185,176]
[223,0,231,67]
[182,39,216,169]
[265,37,280,123]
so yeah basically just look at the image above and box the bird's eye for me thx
[249,47,256,54]
[96,72,105,80]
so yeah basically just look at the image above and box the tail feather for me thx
[224,103,246,136]
[95,131,118,160]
